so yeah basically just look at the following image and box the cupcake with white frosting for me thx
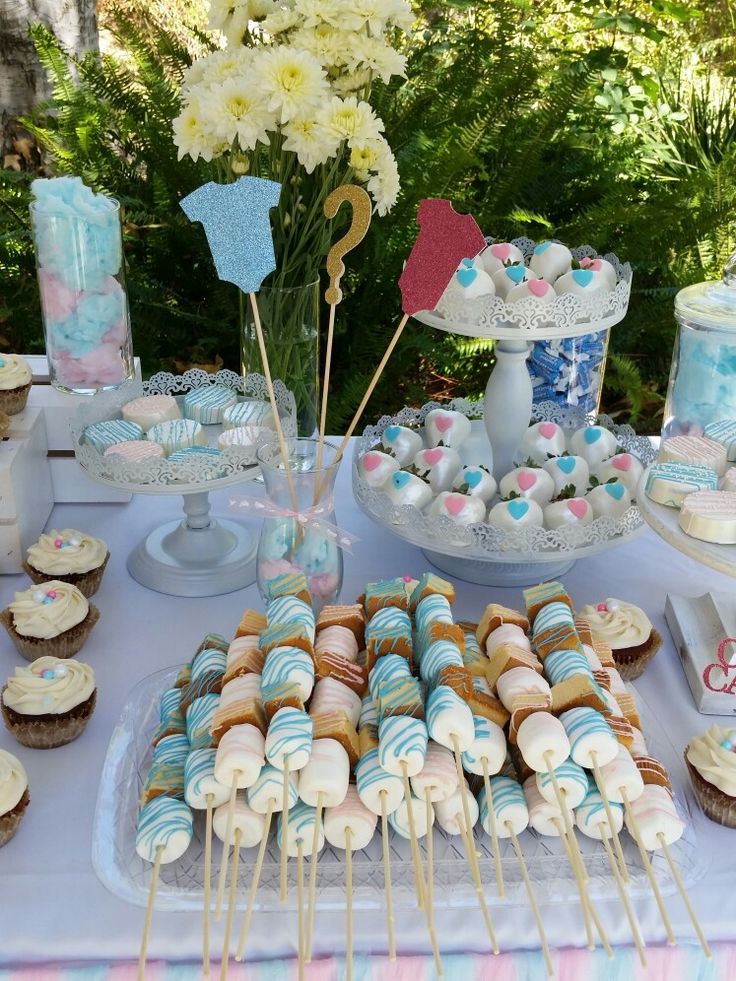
[685,726,736,827]
[0,749,29,847]
[0,580,99,661]
[0,354,32,415]
[579,597,661,680]
[2,655,96,748]
[24,528,109,597]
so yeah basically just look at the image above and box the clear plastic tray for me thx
[92,667,700,912]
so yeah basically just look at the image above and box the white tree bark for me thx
[0,0,98,115]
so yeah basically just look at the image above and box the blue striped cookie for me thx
[84,419,143,452]
[183,385,237,424]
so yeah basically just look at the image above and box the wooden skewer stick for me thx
[305,790,325,962]
[590,752,629,884]
[506,823,554,977]
[215,771,241,919]
[137,844,163,981]
[379,790,397,961]
[220,827,243,981]
[620,787,676,946]
[598,822,647,967]
[452,737,481,885]
[551,817,596,953]
[235,797,275,962]
[657,832,711,958]
[345,826,354,981]
[203,793,214,976]
[297,839,305,981]
[316,299,338,475]
[247,292,298,511]
[480,759,505,899]
[400,761,426,908]
[280,755,290,903]
[543,752,588,885]
[425,787,434,912]
[457,812,499,955]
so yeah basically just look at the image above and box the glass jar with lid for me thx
[663,251,736,437]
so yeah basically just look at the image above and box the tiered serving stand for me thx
[71,369,296,597]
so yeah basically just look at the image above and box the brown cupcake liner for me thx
[23,551,110,599]
[0,604,100,662]
[0,381,31,416]
[0,410,10,439]
[611,628,663,681]
[2,689,96,749]
[685,753,736,828]
[0,787,30,847]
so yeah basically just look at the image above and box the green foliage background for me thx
[2,0,736,432]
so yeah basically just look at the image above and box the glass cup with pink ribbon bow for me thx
[255,437,348,610]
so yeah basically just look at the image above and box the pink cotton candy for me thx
[259,558,297,582]
[55,344,126,387]
[309,572,339,599]
[102,319,128,346]
[38,268,80,320]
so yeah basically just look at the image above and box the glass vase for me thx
[241,280,320,436]
[29,198,135,395]
[256,437,343,611]
[528,328,610,416]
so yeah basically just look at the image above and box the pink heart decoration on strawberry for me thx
[580,257,602,271]
[517,471,537,491]
[435,415,453,433]
[424,448,443,465]
[539,423,557,439]
[567,499,588,519]
[612,454,632,472]
[491,243,512,261]
[445,495,466,516]
[362,452,381,472]
[527,279,550,298]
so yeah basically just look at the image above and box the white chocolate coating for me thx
[596,744,644,804]
[624,784,684,849]
[543,497,594,530]
[315,625,359,663]
[529,242,572,283]
[385,471,433,510]
[499,466,556,505]
[381,425,423,465]
[517,713,570,772]
[413,446,463,493]
[487,498,544,531]
[122,394,180,431]
[586,482,632,519]
[424,409,472,450]
[213,798,266,848]
[479,241,525,275]
[452,466,497,503]
[519,422,566,465]
[214,723,265,789]
[357,450,400,488]
[297,737,350,808]
[593,453,644,497]
[569,426,619,468]
[542,456,591,498]
[411,741,458,802]
[323,785,377,850]
[679,490,736,544]
[492,265,530,299]
[429,491,486,526]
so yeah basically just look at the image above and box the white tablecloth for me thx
[1,450,734,966]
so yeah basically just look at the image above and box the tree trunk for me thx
[0,0,98,116]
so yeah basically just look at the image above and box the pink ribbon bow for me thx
[229,495,358,552]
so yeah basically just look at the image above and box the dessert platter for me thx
[91,571,704,977]
[70,369,296,597]
[353,398,656,586]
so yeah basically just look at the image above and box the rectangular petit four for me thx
[523,581,574,626]
[364,578,410,617]
[263,571,311,604]
[259,620,314,657]
[644,461,719,508]
[235,609,267,638]
[476,603,530,647]
[316,603,366,647]
[365,607,413,666]
[409,572,456,609]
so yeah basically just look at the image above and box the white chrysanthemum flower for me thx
[194,48,252,88]
[289,25,347,70]
[346,35,407,83]
[386,0,413,32]
[208,0,277,46]
[255,47,328,122]
[282,116,341,173]
[201,76,277,151]
[262,5,302,34]
[336,0,395,36]
[293,0,344,28]
[319,96,384,148]
[172,97,219,162]
[367,140,400,215]
[331,68,373,95]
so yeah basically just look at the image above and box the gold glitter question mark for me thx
[324,185,372,306]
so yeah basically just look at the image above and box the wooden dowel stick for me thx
[556,820,614,959]
[591,753,629,884]
[457,813,499,955]
[543,753,588,885]
[552,817,595,951]
[315,302,337,474]
[203,793,214,976]
[345,827,353,981]
[599,823,647,967]
[452,738,481,885]
[658,832,710,956]
[481,760,505,899]
[620,787,676,946]
[507,824,554,977]
[280,755,290,903]
[401,762,426,908]
[305,791,324,962]
[247,292,298,511]
[138,845,163,981]
[380,790,397,961]
[425,787,434,911]
[297,839,305,981]
[220,828,242,981]
[215,772,240,919]
[235,798,275,962]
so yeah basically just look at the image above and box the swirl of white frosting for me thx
[3,655,95,715]
[27,529,108,575]
[0,748,27,816]
[9,580,89,639]
[0,355,31,391]
[579,598,652,649]
[687,726,736,797]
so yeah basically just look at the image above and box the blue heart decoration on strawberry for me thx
[572,269,593,288]
[392,471,411,489]
[534,242,552,254]
[465,470,482,489]
[557,456,576,474]
[457,267,478,288]
[583,427,601,445]
[461,258,475,268]
[384,425,401,442]
[508,500,530,520]
[605,482,625,500]
[506,265,527,284]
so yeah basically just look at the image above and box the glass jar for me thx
[663,252,736,437]
[29,192,134,395]
[256,437,343,611]
[528,328,610,416]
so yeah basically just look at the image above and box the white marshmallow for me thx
[278,801,325,857]
[388,794,434,839]
[596,745,644,804]
[411,741,458,802]
[625,785,684,849]
[523,775,573,836]
[496,667,551,711]
[355,747,404,815]
[516,713,570,772]
[434,779,479,836]
[461,716,506,776]
[297,737,350,808]
[323,785,377,850]
[426,684,475,752]
[213,798,265,848]
[246,763,299,813]
[309,677,361,728]
[485,623,531,657]
[214,723,265,789]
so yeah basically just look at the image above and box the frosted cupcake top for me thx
[0,749,27,816]
[3,655,95,715]
[27,529,107,575]
[9,581,89,639]
[0,355,32,391]
[578,598,652,650]
[687,726,736,797]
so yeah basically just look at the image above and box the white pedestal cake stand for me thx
[72,370,296,597]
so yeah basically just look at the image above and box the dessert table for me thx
[1,441,735,977]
